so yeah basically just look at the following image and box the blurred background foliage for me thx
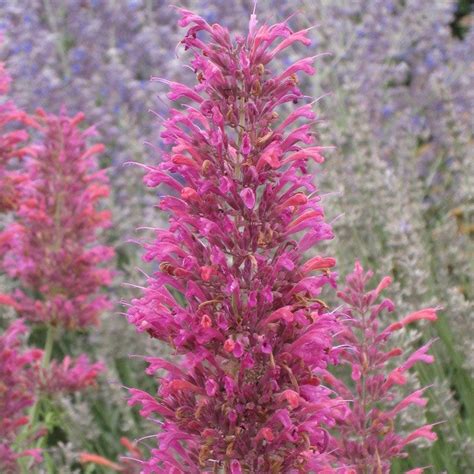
[0,0,472,472]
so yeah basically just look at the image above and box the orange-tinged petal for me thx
[79,453,124,471]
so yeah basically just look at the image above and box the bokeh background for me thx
[1,0,472,472]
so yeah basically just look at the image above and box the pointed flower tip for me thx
[375,275,392,296]
[240,187,256,209]
[406,468,432,474]
[390,308,438,332]
[301,256,336,274]
[79,453,124,472]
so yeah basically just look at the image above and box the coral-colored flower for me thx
[1,111,114,329]
[0,320,43,471]
[328,262,437,473]
[387,308,438,332]
[79,453,124,471]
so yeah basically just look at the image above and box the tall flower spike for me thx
[1,110,114,329]
[128,9,343,473]
[0,320,43,472]
[327,261,437,473]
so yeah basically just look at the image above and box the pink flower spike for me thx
[1,110,114,329]
[333,261,437,470]
[125,9,353,472]
[0,320,44,468]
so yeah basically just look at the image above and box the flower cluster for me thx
[326,262,438,472]
[127,9,347,473]
[0,103,113,470]
[0,53,30,214]
[1,110,114,329]
[39,355,104,395]
[0,320,42,472]
[2,1,463,470]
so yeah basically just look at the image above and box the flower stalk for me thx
[127,8,343,473]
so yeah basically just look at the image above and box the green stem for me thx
[42,324,55,369]
[32,324,55,432]
[18,325,56,474]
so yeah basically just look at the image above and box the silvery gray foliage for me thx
[44,442,81,474]
[429,377,474,472]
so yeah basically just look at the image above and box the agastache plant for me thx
[326,262,438,473]
[0,109,112,463]
[127,9,345,473]
[0,320,43,472]
[1,110,114,329]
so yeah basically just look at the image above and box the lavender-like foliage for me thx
[1,1,472,471]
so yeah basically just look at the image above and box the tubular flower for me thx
[1,110,114,329]
[0,320,43,472]
[326,262,437,473]
[79,437,142,474]
[127,9,344,473]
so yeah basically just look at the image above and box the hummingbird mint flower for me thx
[0,320,43,472]
[0,109,112,468]
[38,355,104,395]
[127,8,343,473]
[327,262,438,473]
[1,110,114,329]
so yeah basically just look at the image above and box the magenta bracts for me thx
[127,9,343,473]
